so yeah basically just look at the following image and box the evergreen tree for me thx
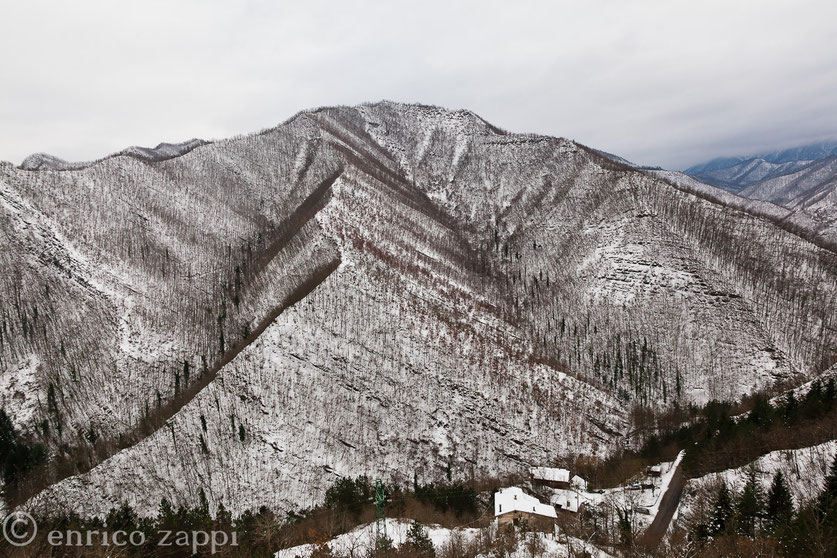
[106,501,137,531]
[0,410,15,454]
[818,455,837,517]
[803,381,825,419]
[783,391,798,425]
[377,533,394,553]
[216,501,232,527]
[816,454,837,553]
[156,498,178,532]
[736,465,764,536]
[0,408,47,485]
[709,482,734,536]
[404,522,435,556]
[765,471,794,534]
[324,476,373,521]
[747,396,773,429]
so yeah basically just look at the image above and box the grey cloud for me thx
[1,0,835,169]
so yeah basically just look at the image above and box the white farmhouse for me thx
[494,487,557,531]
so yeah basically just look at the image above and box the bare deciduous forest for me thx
[1,102,836,535]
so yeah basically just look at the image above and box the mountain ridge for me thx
[685,140,837,175]
[18,138,212,171]
[2,101,836,518]
[684,140,837,247]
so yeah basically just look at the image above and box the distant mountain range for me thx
[685,141,837,182]
[684,141,837,247]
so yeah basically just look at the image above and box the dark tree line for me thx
[693,456,837,556]
[640,378,837,477]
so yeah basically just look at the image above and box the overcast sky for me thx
[1,0,836,169]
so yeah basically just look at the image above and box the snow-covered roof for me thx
[494,487,557,519]
[530,466,570,483]
[571,475,587,489]
[550,490,581,513]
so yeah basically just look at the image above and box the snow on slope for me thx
[2,102,837,519]
[680,440,837,523]
[738,156,837,246]
[685,140,837,176]
[274,518,613,558]
[18,138,210,170]
[25,166,625,517]
[684,148,837,247]
[650,169,791,221]
[689,158,813,192]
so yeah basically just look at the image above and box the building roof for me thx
[494,487,557,519]
[550,490,581,513]
[529,466,571,483]
[571,475,588,489]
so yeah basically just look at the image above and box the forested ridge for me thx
[1,101,835,518]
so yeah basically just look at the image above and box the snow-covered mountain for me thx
[2,102,837,518]
[18,138,210,170]
[686,158,813,193]
[686,143,837,247]
[737,155,837,246]
[685,140,837,191]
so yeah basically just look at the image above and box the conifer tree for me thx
[765,471,794,534]
[709,482,734,537]
[783,391,798,425]
[818,455,837,517]
[404,522,435,556]
[736,464,764,536]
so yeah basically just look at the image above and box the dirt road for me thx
[638,461,686,549]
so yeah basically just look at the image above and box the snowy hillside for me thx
[274,518,612,558]
[18,138,210,170]
[687,158,813,193]
[679,440,837,526]
[2,102,837,518]
[685,140,837,178]
[685,143,837,247]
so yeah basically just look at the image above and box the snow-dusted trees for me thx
[3,101,837,518]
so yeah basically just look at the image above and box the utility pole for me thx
[375,478,387,553]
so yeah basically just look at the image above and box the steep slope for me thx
[737,155,837,246]
[688,158,813,192]
[683,144,837,249]
[2,102,837,518]
[684,142,837,196]
[685,140,837,179]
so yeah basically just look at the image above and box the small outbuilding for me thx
[571,474,588,491]
[529,466,571,489]
[494,487,557,532]
[550,490,581,513]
